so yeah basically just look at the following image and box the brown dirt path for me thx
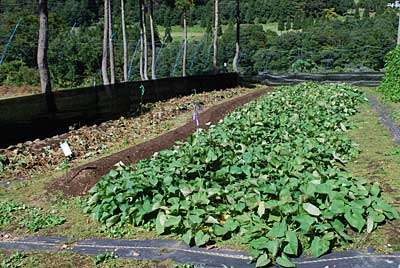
[49,88,273,197]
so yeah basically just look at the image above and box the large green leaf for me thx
[303,203,321,216]
[250,237,269,250]
[256,254,271,267]
[155,212,167,234]
[194,230,210,246]
[182,230,192,245]
[214,224,229,236]
[310,237,330,258]
[276,255,295,267]
[283,231,298,255]
[293,214,316,233]
[344,212,366,232]
[165,215,182,228]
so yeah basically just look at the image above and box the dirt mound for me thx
[49,88,272,197]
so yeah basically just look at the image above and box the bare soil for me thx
[0,86,40,99]
[49,88,272,197]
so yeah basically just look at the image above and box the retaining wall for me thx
[0,73,239,148]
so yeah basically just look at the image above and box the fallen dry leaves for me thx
[0,87,251,181]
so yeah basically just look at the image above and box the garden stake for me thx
[139,85,145,114]
[192,101,203,131]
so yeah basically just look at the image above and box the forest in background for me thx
[0,0,398,88]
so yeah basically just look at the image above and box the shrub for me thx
[378,46,400,102]
[0,60,40,87]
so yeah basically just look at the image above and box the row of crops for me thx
[84,83,399,267]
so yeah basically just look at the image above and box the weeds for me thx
[0,200,65,232]
[92,252,116,265]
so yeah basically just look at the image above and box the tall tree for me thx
[176,0,194,77]
[139,0,144,80]
[38,0,52,93]
[232,0,240,72]
[121,0,128,82]
[102,0,110,85]
[183,6,188,76]
[213,0,219,73]
[141,0,149,80]
[149,0,157,79]
[108,0,116,84]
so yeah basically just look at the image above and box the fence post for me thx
[0,18,23,65]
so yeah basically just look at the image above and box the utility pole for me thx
[387,1,400,45]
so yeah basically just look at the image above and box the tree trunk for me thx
[232,0,240,72]
[141,0,149,80]
[397,13,400,45]
[38,0,52,93]
[182,8,187,77]
[213,0,219,73]
[121,0,128,82]
[139,0,144,80]
[108,0,116,84]
[102,0,110,85]
[149,0,156,80]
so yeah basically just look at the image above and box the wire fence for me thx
[0,12,390,88]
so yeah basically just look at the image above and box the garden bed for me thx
[0,86,255,183]
[49,88,272,197]
[84,83,399,267]
[0,83,399,268]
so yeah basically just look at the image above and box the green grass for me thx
[157,22,284,42]
[0,250,174,268]
[158,25,206,42]
[346,90,400,253]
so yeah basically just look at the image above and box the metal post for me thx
[59,21,77,58]
[70,21,77,34]
[172,42,185,77]
[155,35,169,65]
[127,38,141,81]
[0,18,23,65]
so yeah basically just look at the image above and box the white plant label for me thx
[60,142,73,157]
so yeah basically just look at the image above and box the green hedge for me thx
[378,46,400,102]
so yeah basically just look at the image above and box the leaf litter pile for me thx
[0,87,251,181]
[85,83,399,267]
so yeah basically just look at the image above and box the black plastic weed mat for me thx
[0,236,398,268]
[241,72,384,87]
[368,95,400,145]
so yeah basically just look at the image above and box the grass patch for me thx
[158,25,206,42]
[0,250,175,268]
[346,95,400,253]
[365,87,400,126]
[158,23,289,42]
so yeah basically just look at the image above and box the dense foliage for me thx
[85,83,398,267]
[378,46,400,102]
[0,0,397,87]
